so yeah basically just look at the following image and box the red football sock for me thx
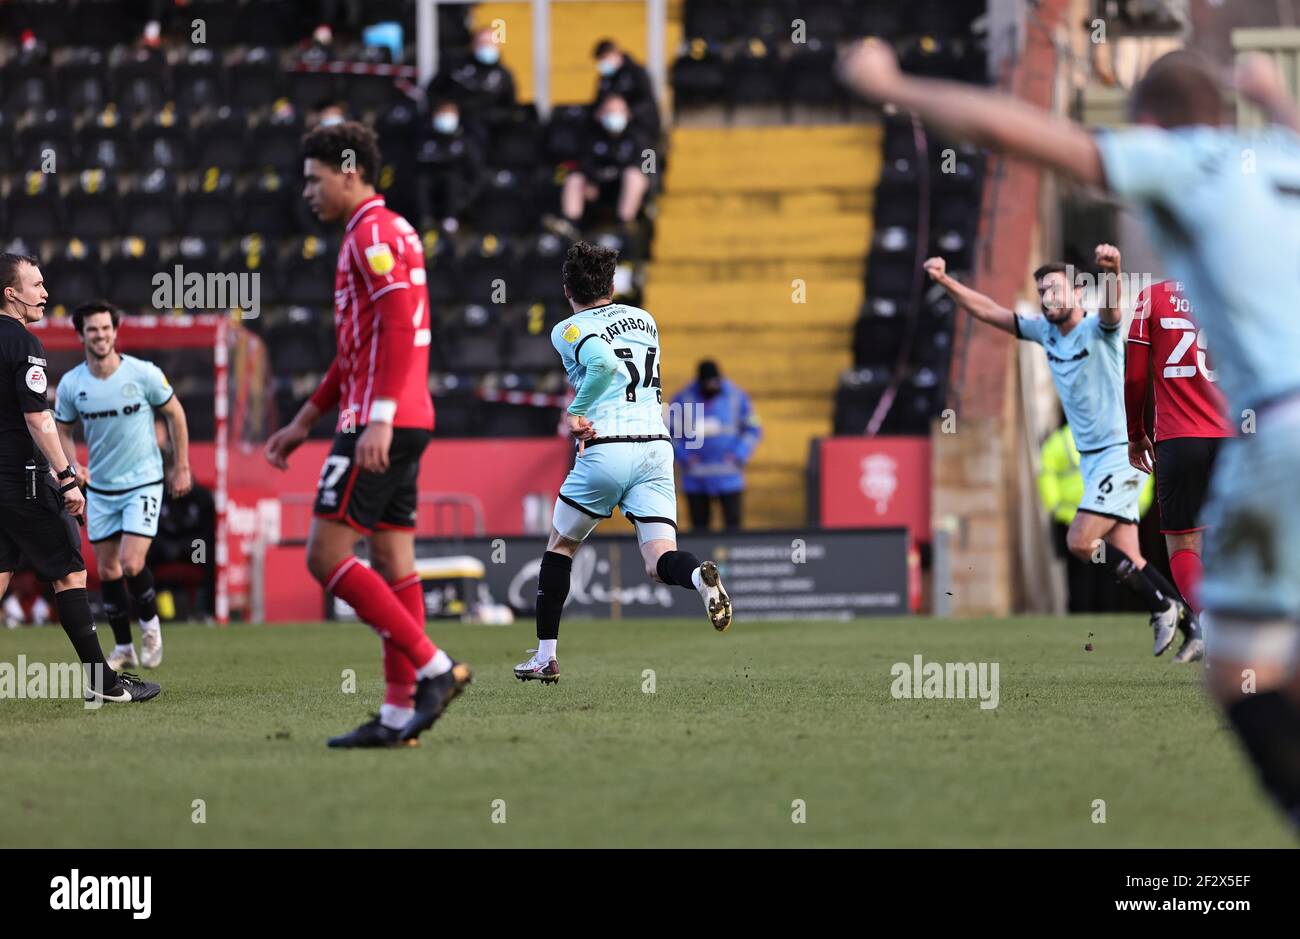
[1169,549,1204,617]
[325,558,437,670]
[383,574,425,707]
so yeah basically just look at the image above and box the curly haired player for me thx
[265,121,469,747]
[512,243,732,684]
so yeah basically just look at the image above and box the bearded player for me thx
[1125,281,1232,663]
[924,249,1193,659]
[512,242,732,684]
[842,40,1300,828]
[265,121,469,748]
[55,300,191,671]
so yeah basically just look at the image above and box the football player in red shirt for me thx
[265,122,470,747]
[1125,280,1232,663]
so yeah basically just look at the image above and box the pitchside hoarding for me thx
[331,529,909,621]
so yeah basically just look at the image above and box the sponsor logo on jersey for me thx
[122,381,140,399]
[27,355,45,366]
[364,243,396,276]
[25,365,46,394]
[562,324,580,343]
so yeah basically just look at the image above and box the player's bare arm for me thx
[159,393,192,497]
[355,419,393,474]
[924,256,1018,335]
[839,39,1105,188]
[265,399,320,470]
[1095,243,1123,326]
[25,409,84,518]
[1236,52,1300,133]
[55,419,88,488]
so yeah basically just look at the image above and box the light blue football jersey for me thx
[54,354,173,491]
[1014,312,1127,452]
[1097,125,1300,419]
[551,302,669,438]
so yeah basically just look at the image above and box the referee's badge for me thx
[24,365,46,394]
[364,243,395,276]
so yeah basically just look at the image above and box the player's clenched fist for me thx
[837,38,903,100]
[1095,243,1121,273]
[923,257,947,281]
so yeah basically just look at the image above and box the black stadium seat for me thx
[456,235,517,302]
[112,51,168,116]
[181,168,239,239]
[64,169,120,239]
[78,113,131,171]
[241,170,297,237]
[2,60,54,113]
[56,50,110,114]
[134,111,189,171]
[120,168,179,239]
[104,237,161,308]
[249,112,305,174]
[671,42,727,109]
[15,109,75,172]
[192,107,249,171]
[43,239,103,307]
[6,172,63,239]
[229,48,281,110]
[173,48,225,113]
[277,235,337,307]
[727,42,783,107]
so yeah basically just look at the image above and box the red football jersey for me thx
[309,196,435,431]
[1126,280,1230,441]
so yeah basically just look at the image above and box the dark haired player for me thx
[924,250,1192,658]
[265,121,469,747]
[0,254,157,703]
[513,242,732,684]
[843,41,1300,827]
[55,300,191,670]
[1125,281,1232,664]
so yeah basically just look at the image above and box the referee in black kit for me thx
[0,254,158,703]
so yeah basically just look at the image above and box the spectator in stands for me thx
[593,38,660,140]
[415,99,484,234]
[432,26,516,113]
[670,361,761,532]
[556,94,650,235]
[300,24,338,66]
[314,98,349,128]
[146,418,215,618]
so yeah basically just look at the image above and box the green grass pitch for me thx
[0,615,1290,847]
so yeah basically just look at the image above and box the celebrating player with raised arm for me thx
[512,243,732,684]
[264,121,469,748]
[1125,281,1231,648]
[924,250,1195,660]
[55,300,191,671]
[843,40,1300,828]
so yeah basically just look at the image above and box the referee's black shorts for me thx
[1154,436,1224,535]
[0,477,84,582]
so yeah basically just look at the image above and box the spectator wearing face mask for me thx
[556,94,650,235]
[592,38,660,140]
[669,361,762,532]
[415,99,484,233]
[431,26,517,113]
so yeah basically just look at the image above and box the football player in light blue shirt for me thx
[841,41,1300,827]
[55,301,192,671]
[924,251,1190,658]
[512,243,732,684]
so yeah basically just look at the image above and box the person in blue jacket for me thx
[670,360,761,531]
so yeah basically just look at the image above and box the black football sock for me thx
[1103,548,1171,614]
[55,587,115,689]
[100,576,132,645]
[535,551,572,641]
[126,568,158,622]
[1226,692,1300,829]
[656,550,702,591]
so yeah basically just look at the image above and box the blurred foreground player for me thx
[513,243,731,684]
[0,254,158,703]
[56,300,192,670]
[1126,280,1232,661]
[924,250,1194,659]
[842,41,1300,828]
[264,122,469,747]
